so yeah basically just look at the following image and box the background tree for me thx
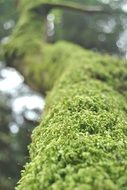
[51,0,127,55]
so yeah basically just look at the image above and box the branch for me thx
[31,2,121,16]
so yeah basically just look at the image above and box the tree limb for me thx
[31,2,121,16]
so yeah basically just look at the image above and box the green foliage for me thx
[3,0,127,189]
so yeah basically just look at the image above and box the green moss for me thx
[3,0,127,189]
[15,46,127,190]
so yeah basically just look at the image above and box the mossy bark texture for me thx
[3,0,127,190]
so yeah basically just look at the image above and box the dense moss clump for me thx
[3,0,127,189]
[14,45,127,190]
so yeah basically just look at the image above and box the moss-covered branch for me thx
[31,2,125,17]
[3,0,127,189]
[15,43,127,190]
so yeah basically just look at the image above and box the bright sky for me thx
[0,66,45,134]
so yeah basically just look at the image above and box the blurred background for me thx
[0,0,127,189]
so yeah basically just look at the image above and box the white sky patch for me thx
[0,67,24,92]
[122,3,127,12]
[12,95,45,114]
[97,18,116,34]
[3,20,15,30]
[1,36,10,44]
[117,30,127,52]
[47,14,55,37]
[9,123,19,134]
[99,0,110,4]
[24,110,41,121]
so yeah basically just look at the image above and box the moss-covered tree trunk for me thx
[3,0,127,189]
